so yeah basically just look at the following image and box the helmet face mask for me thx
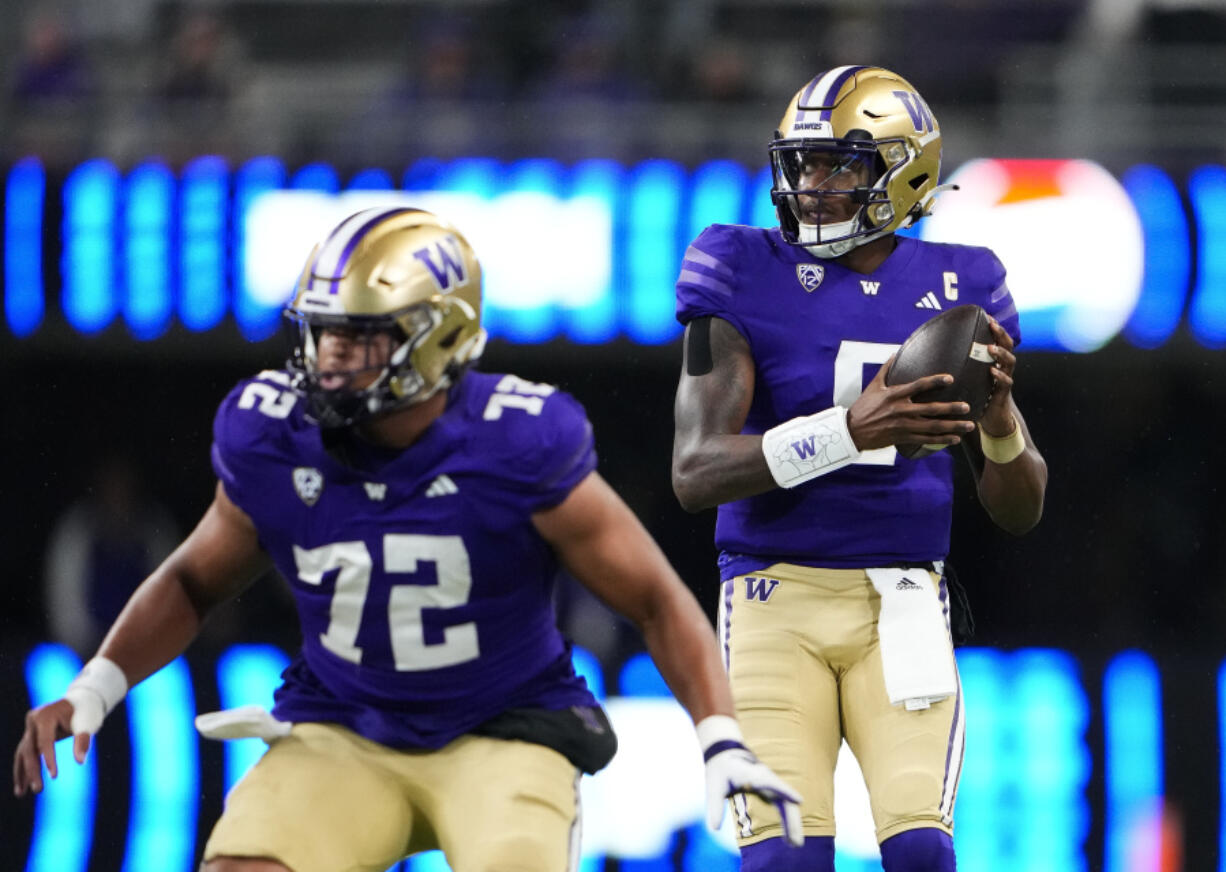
[284,207,486,429]
[770,66,944,259]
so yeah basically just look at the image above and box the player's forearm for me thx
[637,587,735,723]
[978,450,1047,534]
[672,435,777,511]
[94,569,210,688]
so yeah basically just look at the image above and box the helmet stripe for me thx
[314,207,419,294]
[814,65,867,121]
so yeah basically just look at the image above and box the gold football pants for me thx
[719,563,963,846]
[204,722,582,872]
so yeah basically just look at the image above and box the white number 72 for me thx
[292,534,479,671]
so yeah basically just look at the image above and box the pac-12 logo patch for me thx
[796,263,825,293]
[293,467,324,506]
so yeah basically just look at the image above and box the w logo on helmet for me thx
[413,236,468,291]
[892,90,936,134]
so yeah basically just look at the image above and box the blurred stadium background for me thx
[2,0,1225,870]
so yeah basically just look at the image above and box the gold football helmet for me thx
[770,65,949,258]
[284,207,486,428]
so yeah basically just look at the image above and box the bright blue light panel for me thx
[122,657,198,872]
[619,652,670,697]
[124,161,174,339]
[566,158,622,343]
[215,644,291,793]
[403,157,446,191]
[626,159,685,343]
[1011,649,1091,870]
[433,157,501,194]
[956,648,1089,872]
[498,158,567,343]
[1188,165,1226,348]
[750,165,776,231]
[291,162,340,192]
[180,156,229,332]
[349,167,394,190]
[404,851,452,872]
[24,644,93,872]
[233,157,287,340]
[5,157,45,337]
[571,644,604,700]
[1103,650,1162,872]
[687,160,747,244]
[1122,165,1190,348]
[62,159,119,333]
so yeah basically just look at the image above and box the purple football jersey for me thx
[211,369,601,749]
[676,225,1020,578]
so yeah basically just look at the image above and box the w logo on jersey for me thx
[796,263,825,293]
[892,90,936,134]
[413,236,468,291]
[745,577,780,602]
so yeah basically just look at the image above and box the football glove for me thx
[697,715,804,847]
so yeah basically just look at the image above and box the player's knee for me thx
[877,767,946,823]
[879,827,955,872]
[741,835,834,872]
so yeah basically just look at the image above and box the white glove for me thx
[697,715,804,847]
[195,705,292,743]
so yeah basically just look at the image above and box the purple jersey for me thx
[211,369,601,749]
[676,225,1020,578]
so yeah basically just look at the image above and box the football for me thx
[885,304,995,459]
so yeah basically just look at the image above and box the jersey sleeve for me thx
[977,248,1022,347]
[675,224,750,337]
[480,380,598,513]
[210,372,298,520]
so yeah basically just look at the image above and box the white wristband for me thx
[695,714,744,751]
[64,657,128,736]
[761,406,860,488]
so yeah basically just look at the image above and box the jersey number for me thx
[833,340,901,466]
[292,535,478,670]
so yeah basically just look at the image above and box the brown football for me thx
[885,304,995,459]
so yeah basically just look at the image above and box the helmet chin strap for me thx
[798,218,884,259]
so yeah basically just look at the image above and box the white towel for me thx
[865,568,957,711]
[195,704,292,743]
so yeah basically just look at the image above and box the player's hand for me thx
[698,715,803,847]
[847,355,976,451]
[980,317,1017,437]
[704,741,803,846]
[13,698,91,797]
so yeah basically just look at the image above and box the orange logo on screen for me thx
[992,160,1068,204]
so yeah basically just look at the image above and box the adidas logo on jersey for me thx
[915,292,942,310]
[425,475,458,497]
[896,577,923,591]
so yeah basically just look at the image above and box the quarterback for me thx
[14,207,801,872]
[671,66,1048,871]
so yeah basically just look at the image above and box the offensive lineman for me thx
[14,207,801,871]
[671,66,1048,871]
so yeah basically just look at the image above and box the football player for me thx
[14,207,802,872]
[671,66,1048,871]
